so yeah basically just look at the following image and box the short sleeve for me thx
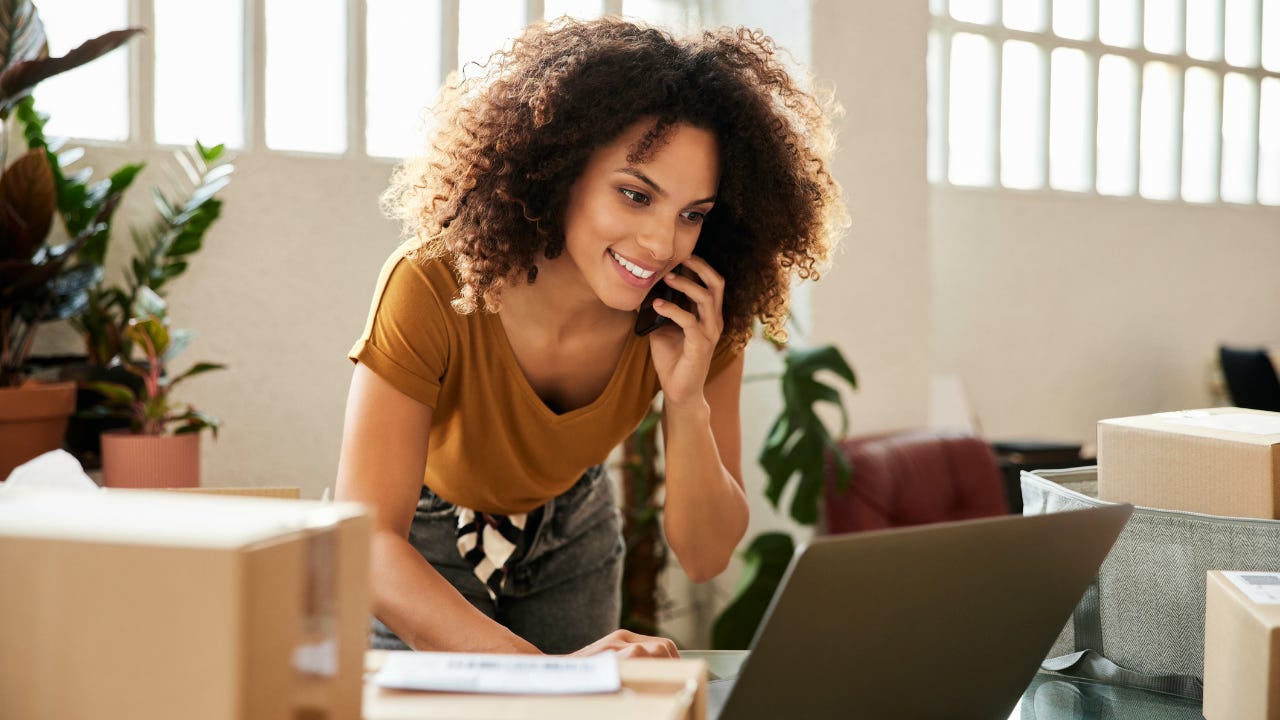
[348,252,453,408]
[706,334,743,382]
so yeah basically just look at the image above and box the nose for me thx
[635,217,676,264]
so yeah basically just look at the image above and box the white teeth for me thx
[609,250,655,279]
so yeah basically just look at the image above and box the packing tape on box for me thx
[291,510,341,678]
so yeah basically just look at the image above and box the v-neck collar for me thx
[483,311,643,421]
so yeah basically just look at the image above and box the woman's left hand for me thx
[647,254,725,410]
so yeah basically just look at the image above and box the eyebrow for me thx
[616,167,717,205]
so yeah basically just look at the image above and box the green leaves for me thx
[168,362,226,389]
[133,143,233,298]
[83,293,226,436]
[14,96,144,264]
[125,316,170,361]
[711,532,796,650]
[170,408,220,439]
[757,344,858,525]
[84,380,136,406]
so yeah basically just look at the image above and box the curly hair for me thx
[381,17,847,346]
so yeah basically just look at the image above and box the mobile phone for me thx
[634,265,696,336]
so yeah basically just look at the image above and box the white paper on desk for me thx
[372,651,621,694]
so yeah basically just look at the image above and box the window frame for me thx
[101,0,631,159]
[930,0,1279,206]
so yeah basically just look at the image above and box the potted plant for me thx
[711,342,857,649]
[83,287,224,488]
[12,85,234,468]
[51,131,231,469]
[0,2,141,478]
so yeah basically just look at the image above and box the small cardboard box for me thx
[363,651,708,720]
[0,487,371,720]
[1097,407,1280,518]
[1204,570,1280,720]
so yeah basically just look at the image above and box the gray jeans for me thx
[371,465,624,654]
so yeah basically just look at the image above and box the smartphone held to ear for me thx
[634,266,696,336]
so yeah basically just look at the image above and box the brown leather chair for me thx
[823,429,1009,534]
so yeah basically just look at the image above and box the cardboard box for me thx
[164,486,303,499]
[363,651,708,720]
[0,487,371,720]
[1097,407,1280,518]
[1204,570,1280,720]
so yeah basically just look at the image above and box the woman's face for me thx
[560,118,719,312]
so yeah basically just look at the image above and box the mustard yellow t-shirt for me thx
[349,248,740,515]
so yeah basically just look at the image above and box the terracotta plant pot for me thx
[0,381,77,480]
[100,431,201,489]
[51,358,136,470]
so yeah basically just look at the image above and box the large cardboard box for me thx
[363,651,708,720]
[1204,570,1280,720]
[1097,407,1280,517]
[0,487,371,720]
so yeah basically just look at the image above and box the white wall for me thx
[933,189,1280,447]
[35,147,402,494]
[809,0,932,436]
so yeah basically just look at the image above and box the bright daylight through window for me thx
[931,0,1280,205]
[25,0,704,161]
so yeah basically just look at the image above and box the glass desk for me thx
[682,651,1204,720]
[1015,673,1202,720]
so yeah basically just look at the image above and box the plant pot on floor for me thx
[100,431,200,489]
[0,381,77,480]
[52,359,137,470]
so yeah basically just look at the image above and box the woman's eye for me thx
[682,210,706,223]
[620,188,650,205]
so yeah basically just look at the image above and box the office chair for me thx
[1218,346,1280,412]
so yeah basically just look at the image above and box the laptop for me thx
[700,504,1133,720]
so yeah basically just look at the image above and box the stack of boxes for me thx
[1096,406,1280,719]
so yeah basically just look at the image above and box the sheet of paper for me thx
[372,651,621,694]
[1225,571,1280,604]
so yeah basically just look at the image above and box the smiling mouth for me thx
[608,249,657,280]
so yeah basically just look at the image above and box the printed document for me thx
[372,650,621,694]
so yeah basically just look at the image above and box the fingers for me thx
[615,642,679,659]
[570,630,680,659]
[655,255,724,338]
[676,255,724,297]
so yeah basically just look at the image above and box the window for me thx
[930,0,1280,205]
[32,0,130,142]
[153,0,244,148]
[30,0,705,159]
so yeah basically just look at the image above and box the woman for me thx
[337,17,844,657]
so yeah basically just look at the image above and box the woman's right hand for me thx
[568,629,680,658]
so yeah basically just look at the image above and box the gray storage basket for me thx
[1021,466,1280,698]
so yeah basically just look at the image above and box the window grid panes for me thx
[930,1,1280,206]
[33,0,709,160]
